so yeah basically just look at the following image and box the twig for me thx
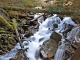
[12,18,28,60]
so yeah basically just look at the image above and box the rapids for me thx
[0,13,78,60]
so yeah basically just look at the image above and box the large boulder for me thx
[40,32,62,59]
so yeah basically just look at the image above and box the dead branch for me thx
[30,13,44,22]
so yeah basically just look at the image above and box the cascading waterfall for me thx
[0,14,78,60]
[26,14,61,60]
[54,49,64,60]
[54,17,77,60]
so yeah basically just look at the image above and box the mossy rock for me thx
[7,44,14,50]
[0,15,13,30]
[8,37,16,45]
[3,40,8,45]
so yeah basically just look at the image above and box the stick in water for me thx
[12,18,28,60]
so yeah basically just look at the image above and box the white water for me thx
[0,14,77,60]
[26,14,61,60]
[54,17,77,60]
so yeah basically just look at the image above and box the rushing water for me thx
[0,14,78,60]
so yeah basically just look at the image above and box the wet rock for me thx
[40,32,62,59]
[63,50,72,60]
[62,39,80,60]
[39,37,44,42]
[62,23,75,38]
[61,26,80,60]
[67,41,80,54]
[22,25,29,31]
[53,23,58,28]
[0,50,6,55]
[24,30,33,38]
[70,46,80,60]
[67,26,80,41]
[24,26,35,38]
[50,32,62,43]
[10,49,27,60]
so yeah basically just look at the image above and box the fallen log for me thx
[30,13,44,22]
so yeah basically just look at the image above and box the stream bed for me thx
[0,13,79,60]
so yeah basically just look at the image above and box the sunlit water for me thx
[0,14,78,60]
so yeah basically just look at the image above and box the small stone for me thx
[53,23,58,28]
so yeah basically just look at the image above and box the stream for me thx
[0,13,78,60]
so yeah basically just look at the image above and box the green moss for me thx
[12,18,17,30]
[0,15,13,30]
[8,44,14,50]
[8,37,13,41]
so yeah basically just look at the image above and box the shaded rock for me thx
[22,25,29,31]
[70,46,80,60]
[53,23,58,28]
[34,24,39,29]
[18,27,25,34]
[40,32,62,59]
[67,26,80,41]
[62,23,75,38]
[67,41,80,54]
[0,50,6,55]
[62,39,80,60]
[7,44,14,50]
[10,49,27,60]
[8,37,16,45]
[25,20,30,25]
[24,30,33,38]
[1,45,8,52]
[39,37,44,42]
[63,50,72,60]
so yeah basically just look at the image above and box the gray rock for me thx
[40,32,62,59]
